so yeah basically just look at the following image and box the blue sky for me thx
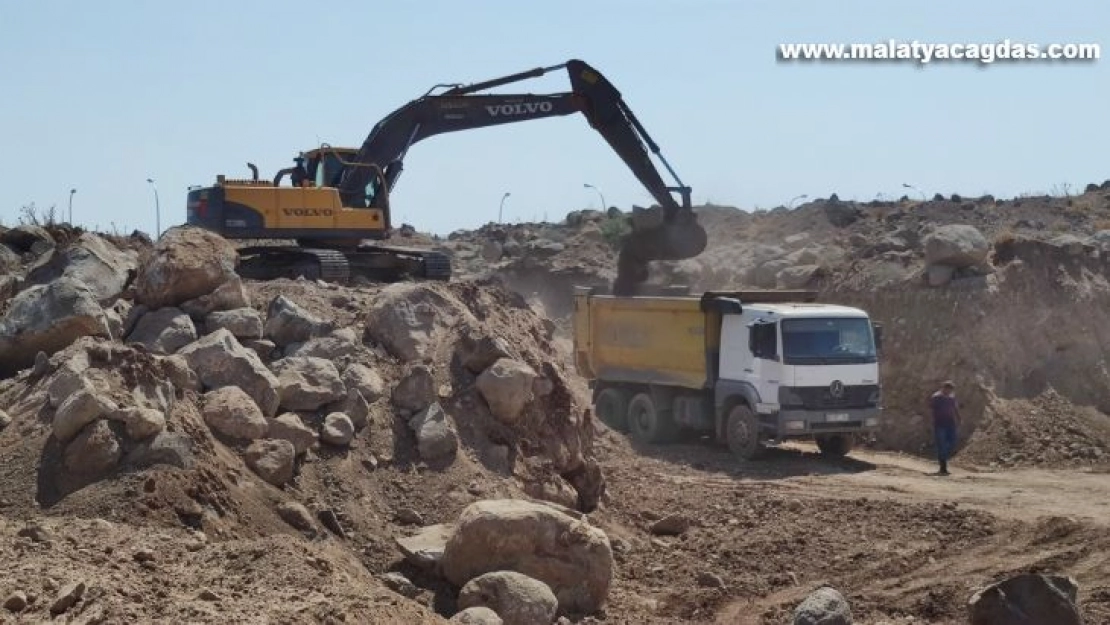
[1,1,1106,236]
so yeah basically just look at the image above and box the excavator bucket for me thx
[625,205,708,261]
[611,206,708,296]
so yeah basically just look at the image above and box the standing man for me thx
[929,380,960,475]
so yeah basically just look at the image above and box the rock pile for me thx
[0,224,612,622]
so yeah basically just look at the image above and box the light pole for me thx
[902,183,925,201]
[146,178,161,237]
[583,183,606,210]
[498,192,511,223]
[68,188,76,224]
[788,194,808,208]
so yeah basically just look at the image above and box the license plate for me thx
[826,413,850,422]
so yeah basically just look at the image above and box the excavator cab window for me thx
[363,174,383,209]
[312,153,344,188]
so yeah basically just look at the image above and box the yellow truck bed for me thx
[572,288,819,390]
[573,291,721,390]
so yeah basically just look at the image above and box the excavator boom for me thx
[335,59,706,274]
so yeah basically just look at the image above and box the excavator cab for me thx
[302,146,389,210]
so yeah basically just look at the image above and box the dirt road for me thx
[594,434,1110,624]
[660,441,1110,527]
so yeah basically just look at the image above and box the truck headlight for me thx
[785,420,806,431]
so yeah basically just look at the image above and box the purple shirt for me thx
[930,392,958,427]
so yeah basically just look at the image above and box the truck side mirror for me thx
[872,322,883,350]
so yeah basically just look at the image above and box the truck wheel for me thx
[627,393,677,444]
[726,404,767,461]
[595,388,630,432]
[815,433,855,458]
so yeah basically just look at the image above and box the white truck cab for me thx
[717,302,882,455]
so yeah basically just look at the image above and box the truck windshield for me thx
[781,317,876,365]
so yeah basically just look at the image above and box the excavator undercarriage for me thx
[186,58,706,290]
[234,242,451,283]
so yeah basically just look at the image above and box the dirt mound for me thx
[961,390,1110,469]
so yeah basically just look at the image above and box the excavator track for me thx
[236,246,350,282]
[235,244,450,284]
[347,244,452,282]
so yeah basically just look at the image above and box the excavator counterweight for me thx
[186,59,706,288]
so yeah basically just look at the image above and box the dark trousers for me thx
[934,422,957,470]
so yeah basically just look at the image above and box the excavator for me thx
[185,59,707,286]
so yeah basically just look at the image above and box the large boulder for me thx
[923,224,989,268]
[270,356,346,411]
[456,331,514,374]
[264,296,331,347]
[968,573,1081,625]
[0,277,111,376]
[180,276,249,319]
[794,586,852,625]
[125,307,197,355]
[342,364,385,403]
[395,523,453,573]
[342,388,372,430]
[24,233,138,302]
[408,403,459,462]
[134,226,238,309]
[450,607,503,624]
[442,499,613,615]
[365,284,468,361]
[106,406,166,441]
[392,365,437,412]
[201,386,269,441]
[205,308,263,340]
[320,412,355,447]
[285,335,362,362]
[0,224,54,254]
[126,430,196,470]
[178,329,281,416]
[476,359,537,424]
[63,420,121,477]
[244,439,296,487]
[267,413,318,455]
[53,388,117,442]
[458,571,558,625]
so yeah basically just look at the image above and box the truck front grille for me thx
[785,385,878,409]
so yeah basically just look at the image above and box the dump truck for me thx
[573,287,883,460]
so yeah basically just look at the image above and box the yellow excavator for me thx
[185,59,707,287]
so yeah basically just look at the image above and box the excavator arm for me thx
[336,60,706,277]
